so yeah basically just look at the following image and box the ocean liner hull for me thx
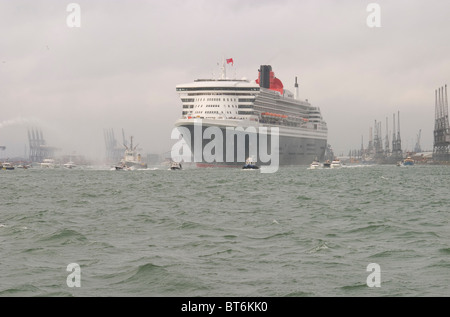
[174,119,327,167]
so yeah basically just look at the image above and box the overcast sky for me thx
[1,0,450,161]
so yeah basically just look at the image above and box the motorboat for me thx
[15,164,30,169]
[309,160,321,169]
[323,160,331,168]
[330,159,342,168]
[2,162,14,170]
[242,157,259,170]
[40,158,57,168]
[402,157,415,166]
[170,161,182,170]
[63,161,77,169]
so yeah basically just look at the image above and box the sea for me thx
[0,163,449,298]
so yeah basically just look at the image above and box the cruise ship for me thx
[173,61,328,168]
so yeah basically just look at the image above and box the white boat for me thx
[169,161,182,170]
[63,161,77,169]
[40,158,56,168]
[15,164,30,169]
[309,160,321,169]
[2,162,15,170]
[242,157,259,169]
[330,159,342,168]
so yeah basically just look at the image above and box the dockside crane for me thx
[414,129,422,153]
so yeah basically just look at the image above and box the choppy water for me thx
[0,164,449,297]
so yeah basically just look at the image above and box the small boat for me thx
[330,159,342,168]
[242,157,259,169]
[15,164,30,169]
[170,161,182,170]
[2,162,14,170]
[402,157,415,166]
[309,160,321,169]
[40,158,56,168]
[323,160,331,168]
[63,161,77,169]
[115,163,131,170]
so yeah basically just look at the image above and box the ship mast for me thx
[221,58,226,79]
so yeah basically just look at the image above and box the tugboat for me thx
[114,136,147,170]
[242,157,259,170]
[115,163,131,171]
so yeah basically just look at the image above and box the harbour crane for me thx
[414,129,422,153]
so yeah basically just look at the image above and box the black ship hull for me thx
[174,123,327,167]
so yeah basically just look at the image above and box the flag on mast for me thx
[226,58,234,66]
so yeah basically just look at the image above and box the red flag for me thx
[226,58,234,66]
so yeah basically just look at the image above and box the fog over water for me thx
[1,0,450,161]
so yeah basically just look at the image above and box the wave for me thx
[345,224,396,234]
[307,240,330,254]
[439,248,450,254]
[396,230,441,239]
[99,262,207,296]
[247,230,295,240]
[296,195,312,201]
[99,262,167,287]
[199,248,235,258]
[340,283,369,292]
[283,290,316,297]
[368,249,416,258]
[425,259,450,269]
[178,220,205,230]
[39,228,88,245]
[124,263,167,282]
[0,284,42,296]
